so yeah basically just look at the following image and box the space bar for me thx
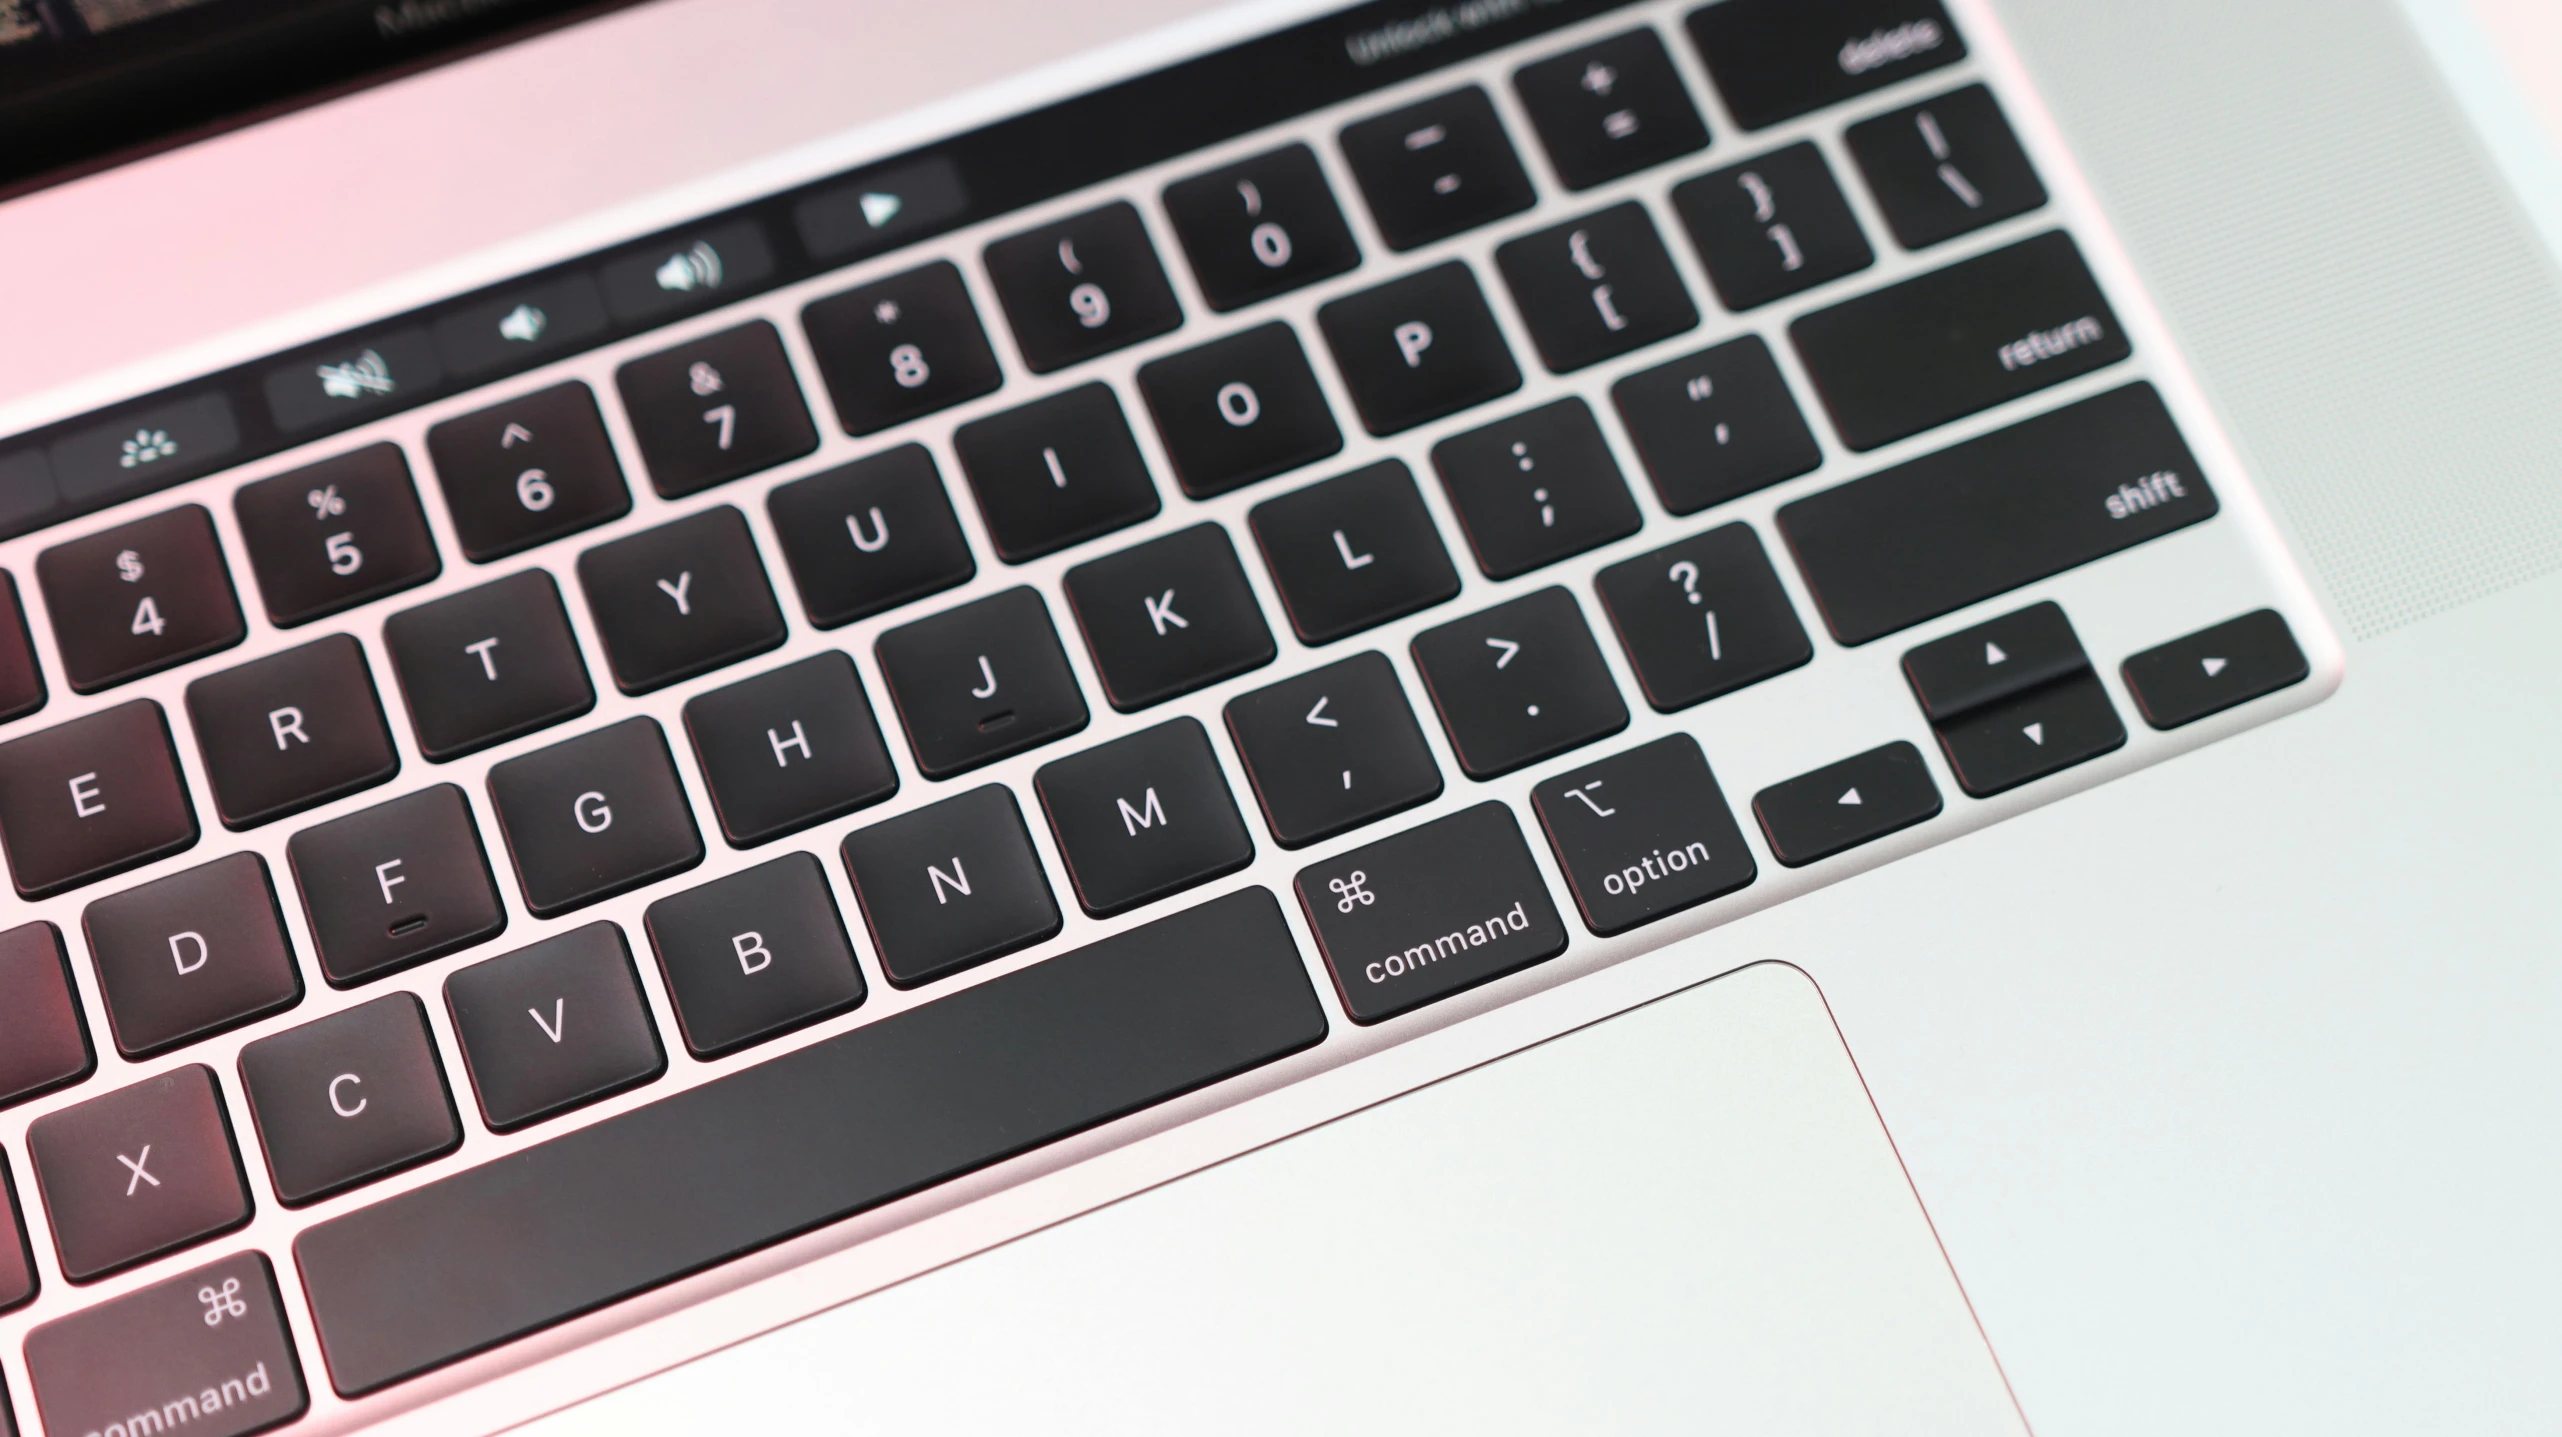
[295,888,1327,1397]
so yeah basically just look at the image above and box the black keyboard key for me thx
[1064,524,1275,712]
[951,383,1162,563]
[1341,86,1536,251]
[644,853,865,1058]
[1752,740,1942,867]
[1688,0,1967,131]
[1248,460,1461,645]
[874,587,1089,779]
[1846,85,2047,250]
[0,923,91,1108]
[425,382,632,562]
[383,570,595,760]
[185,634,399,829]
[297,886,1323,1395]
[2121,610,2311,731]
[1,1151,28,1311]
[1295,800,1566,1023]
[232,443,442,626]
[265,329,440,434]
[1162,142,1363,312]
[684,652,898,847]
[1901,600,2088,722]
[575,506,786,695]
[1224,651,1441,848]
[1792,230,2130,452]
[23,1253,306,1437]
[1671,142,1874,313]
[1495,201,1698,374]
[984,200,1185,373]
[1611,335,1823,515]
[614,319,818,499]
[1136,322,1343,499]
[600,221,775,325]
[1532,734,1756,935]
[38,504,245,693]
[27,1064,248,1280]
[1411,588,1629,779]
[444,923,664,1131]
[432,274,612,380]
[766,444,975,628]
[1933,669,2124,797]
[1035,717,1254,917]
[487,717,703,917]
[0,573,42,724]
[1777,383,2215,643]
[0,700,196,899]
[841,784,1061,989]
[1595,523,1812,712]
[85,853,301,1059]
[289,784,506,987]
[237,993,459,1204]
[1317,262,1522,436]
[802,260,1005,437]
[1431,398,1641,580]
[1514,27,1711,190]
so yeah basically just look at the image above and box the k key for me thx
[426,381,632,562]
[233,443,442,626]
[1063,523,1274,711]
[575,505,786,694]
[951,383,1162,563]
[984,200,1185,373]
[1162,142,1362,312]
[615,319,818,499]
[444,923,664,1131]
[802,259,1005,437]
[38,504,245,693]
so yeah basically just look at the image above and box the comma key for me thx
[23,1253,305,1437]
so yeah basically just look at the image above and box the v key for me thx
[529,999,566,1044]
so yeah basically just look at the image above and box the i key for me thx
[1595,524,1812,712]
[233,444,442,626]
[1431,399,1641,579]
[288,784,507,986]
[186,634,400,829]
[951,383,1162,563]
[984,200,1185,373]
[425,382,632,562]
[444,923,664,1130]
[1340,86,1537,251]
[1671,143,1875,312]
[614,319,818,498]
[1316,262,1522,436]
[801,259,1004,436]
[0,700,197,898]
[1410,588,1628,779]
[1512,28,1710,191]
[873,587,1089,779]
[486,717,704,918]
[575,505,786,694]
[1035,717,1255,917]
[1161,142,1363,312]
[766,444,975,628]
[1135,322,1343,499]
[1224,651,1442,847]
[38,504,245,693]
[684,653,899,847]
[1247,460,1461,644]
[1495,202,1698,373]
[26,1064,248,1280]
[644,853,866,1057]
[85,853,302,1058]
[1063,523,1275,711]
[383,570,595,761]
[238,993,459,1203]
[841,784,1061,988]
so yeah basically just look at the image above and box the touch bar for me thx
[295,888,1327,1397]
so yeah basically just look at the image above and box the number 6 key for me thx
[425,380,632,563]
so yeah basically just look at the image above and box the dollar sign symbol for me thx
[115,549,144,583]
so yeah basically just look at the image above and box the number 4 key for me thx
[38,504,245,693]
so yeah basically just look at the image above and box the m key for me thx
[26,1064,249,1280]
[1063,523,1274,711]
[486,718,704,918]
[1035,717,1253,917]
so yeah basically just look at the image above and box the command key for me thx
[24,1252,306,1437]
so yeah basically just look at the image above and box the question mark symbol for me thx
[1667,560,1701,606]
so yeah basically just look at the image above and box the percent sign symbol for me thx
[307,484,347,519]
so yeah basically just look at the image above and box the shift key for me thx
[24,1252,307,1437]
[1296,801,1567,1024]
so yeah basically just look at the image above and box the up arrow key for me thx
[1837,787,1862,806]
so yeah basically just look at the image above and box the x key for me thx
[27,1065,249,1280]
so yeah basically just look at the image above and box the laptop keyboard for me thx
[0,0,2327,1430]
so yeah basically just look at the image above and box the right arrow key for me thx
[2120,609,2310,730]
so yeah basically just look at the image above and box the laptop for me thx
[3,0,2558,1430]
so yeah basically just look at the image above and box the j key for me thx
[1671,142,1874,313]
[1248,460,1461,644]
[1340,86,1536,251]
[237,993,459,1204]
[683,653,899,847]
[1161,142,1363,312]
[1531,735,1756,936]
[1752,740,1943,867]
[22,1253,307,1437]
[288,784,507,986]
[1777,383,2215,643]
[1688,0,1968,131]
[1847,85,2048,250]
[875,587,1089,778]
[1317,261,1522,436]
[952,383,1162,563]
[0,572,42,723]
[1513,27,1710,191]
[383,569,595,760]
[644,853,865,1058]
[265,328,440,434]
[1611,335,1824,515]
[0,923,90,1108]
[1595,524,1812,712]
[984,200,1185,373]
[1791,230,2131,452]
[85,852,301,1059]
[1411,588,1628,779]
[576,505,786,694]
[444,922,664,1131]
[433,273,611,380]
[426,382,632,562]
[39,504,245,693]
[614,319,818,499]
[1902,600,2089,722]
[1495,201,1698,374]
[2,1151,28,1311]
[1136,321,1343,498]
[233,443,442,626]
[1224,651,1441,848]
[0,700,197,899]
[841,784,1061,988]
[1933,669,2124,797]
[27,1064,248,1280]
[801,259,1005,437]
[2121,609,2311,731]
[766,444,976,628]
[1296,800,1566,1024]
[1035,717,1254,917]
[487,717,704,918]
[186,634,399,829]
[1431,398,1641,579]
[1064,524,1274,712]
[295,888,1320,1396]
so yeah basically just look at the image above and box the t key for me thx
[38,504,245,693]
[26,1064,248,1280]
[0,700,197,899]
[383,570,595,761]
[426,381,632,562]
[614,319,818,499]
[1410,588,1628,779]
[486,717,704,918]
[983,200,1185,373]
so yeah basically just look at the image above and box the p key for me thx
[614,319,818,499]
[0,700,197,899]
[1317,262,1522,437]
[444,923,664,1131]
[26,1065,248,1280]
